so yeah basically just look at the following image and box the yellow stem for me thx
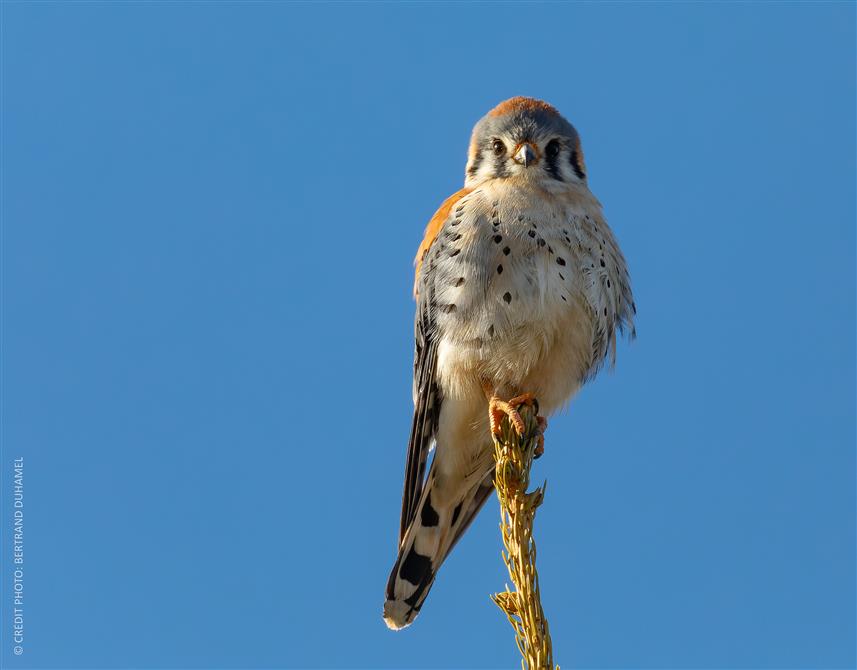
[490,401,559,670]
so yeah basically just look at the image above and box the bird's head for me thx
[464,96,587,190]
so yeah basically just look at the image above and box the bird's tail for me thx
[383,467,494,630]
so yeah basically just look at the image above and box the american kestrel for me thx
[383,97,635,630]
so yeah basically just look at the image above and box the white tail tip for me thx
[383,598,418,630]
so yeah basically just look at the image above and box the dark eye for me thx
[546,139,561,158]
[492,139,506,156]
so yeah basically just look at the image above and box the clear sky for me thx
[1,2,854,669]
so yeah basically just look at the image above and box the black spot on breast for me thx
[487,324,495,337]
[454,277,465,287]
[604,307,608,316]
[503,247,511,255]
[421,493,439,527]
[494,234,502,243]
[503,292,512,303]
[497,264,503,274]
[400,548,432,587]
[451,501,464,526]
[528,230,536,238]
[518,215,525,222]
[600,259,606,267]
[557,257,566,266]
[449,249,460,257]
[537,237,546,247]
[561,295,567,302]
[607,279,611,288]
[442,304,456,313]
[558,273,565,280]
[447,232,462,241]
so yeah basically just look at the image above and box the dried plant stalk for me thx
[490,401,558,670]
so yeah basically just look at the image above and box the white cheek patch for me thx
[553,149,582,184]
[474,160,498,183]
[556,158,577,183]
[465,153,503,187]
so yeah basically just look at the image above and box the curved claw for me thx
[534,415,548,459]
[488,393,544,440]
[489,397,527,436]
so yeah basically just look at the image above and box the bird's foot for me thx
[489,393,538,438]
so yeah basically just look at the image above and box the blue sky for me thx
[1,2,854,669]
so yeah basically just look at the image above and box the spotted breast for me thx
[422,179,633,412]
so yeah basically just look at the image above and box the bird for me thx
[383,96,635,630]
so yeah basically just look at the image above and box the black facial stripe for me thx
[544,146,563,182]
[569,149,586,180]
[467,149,483,177]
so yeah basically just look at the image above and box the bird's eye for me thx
[492,139,506,156]
[546,140,561,158]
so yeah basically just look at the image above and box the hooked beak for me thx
[512,143,538,167]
